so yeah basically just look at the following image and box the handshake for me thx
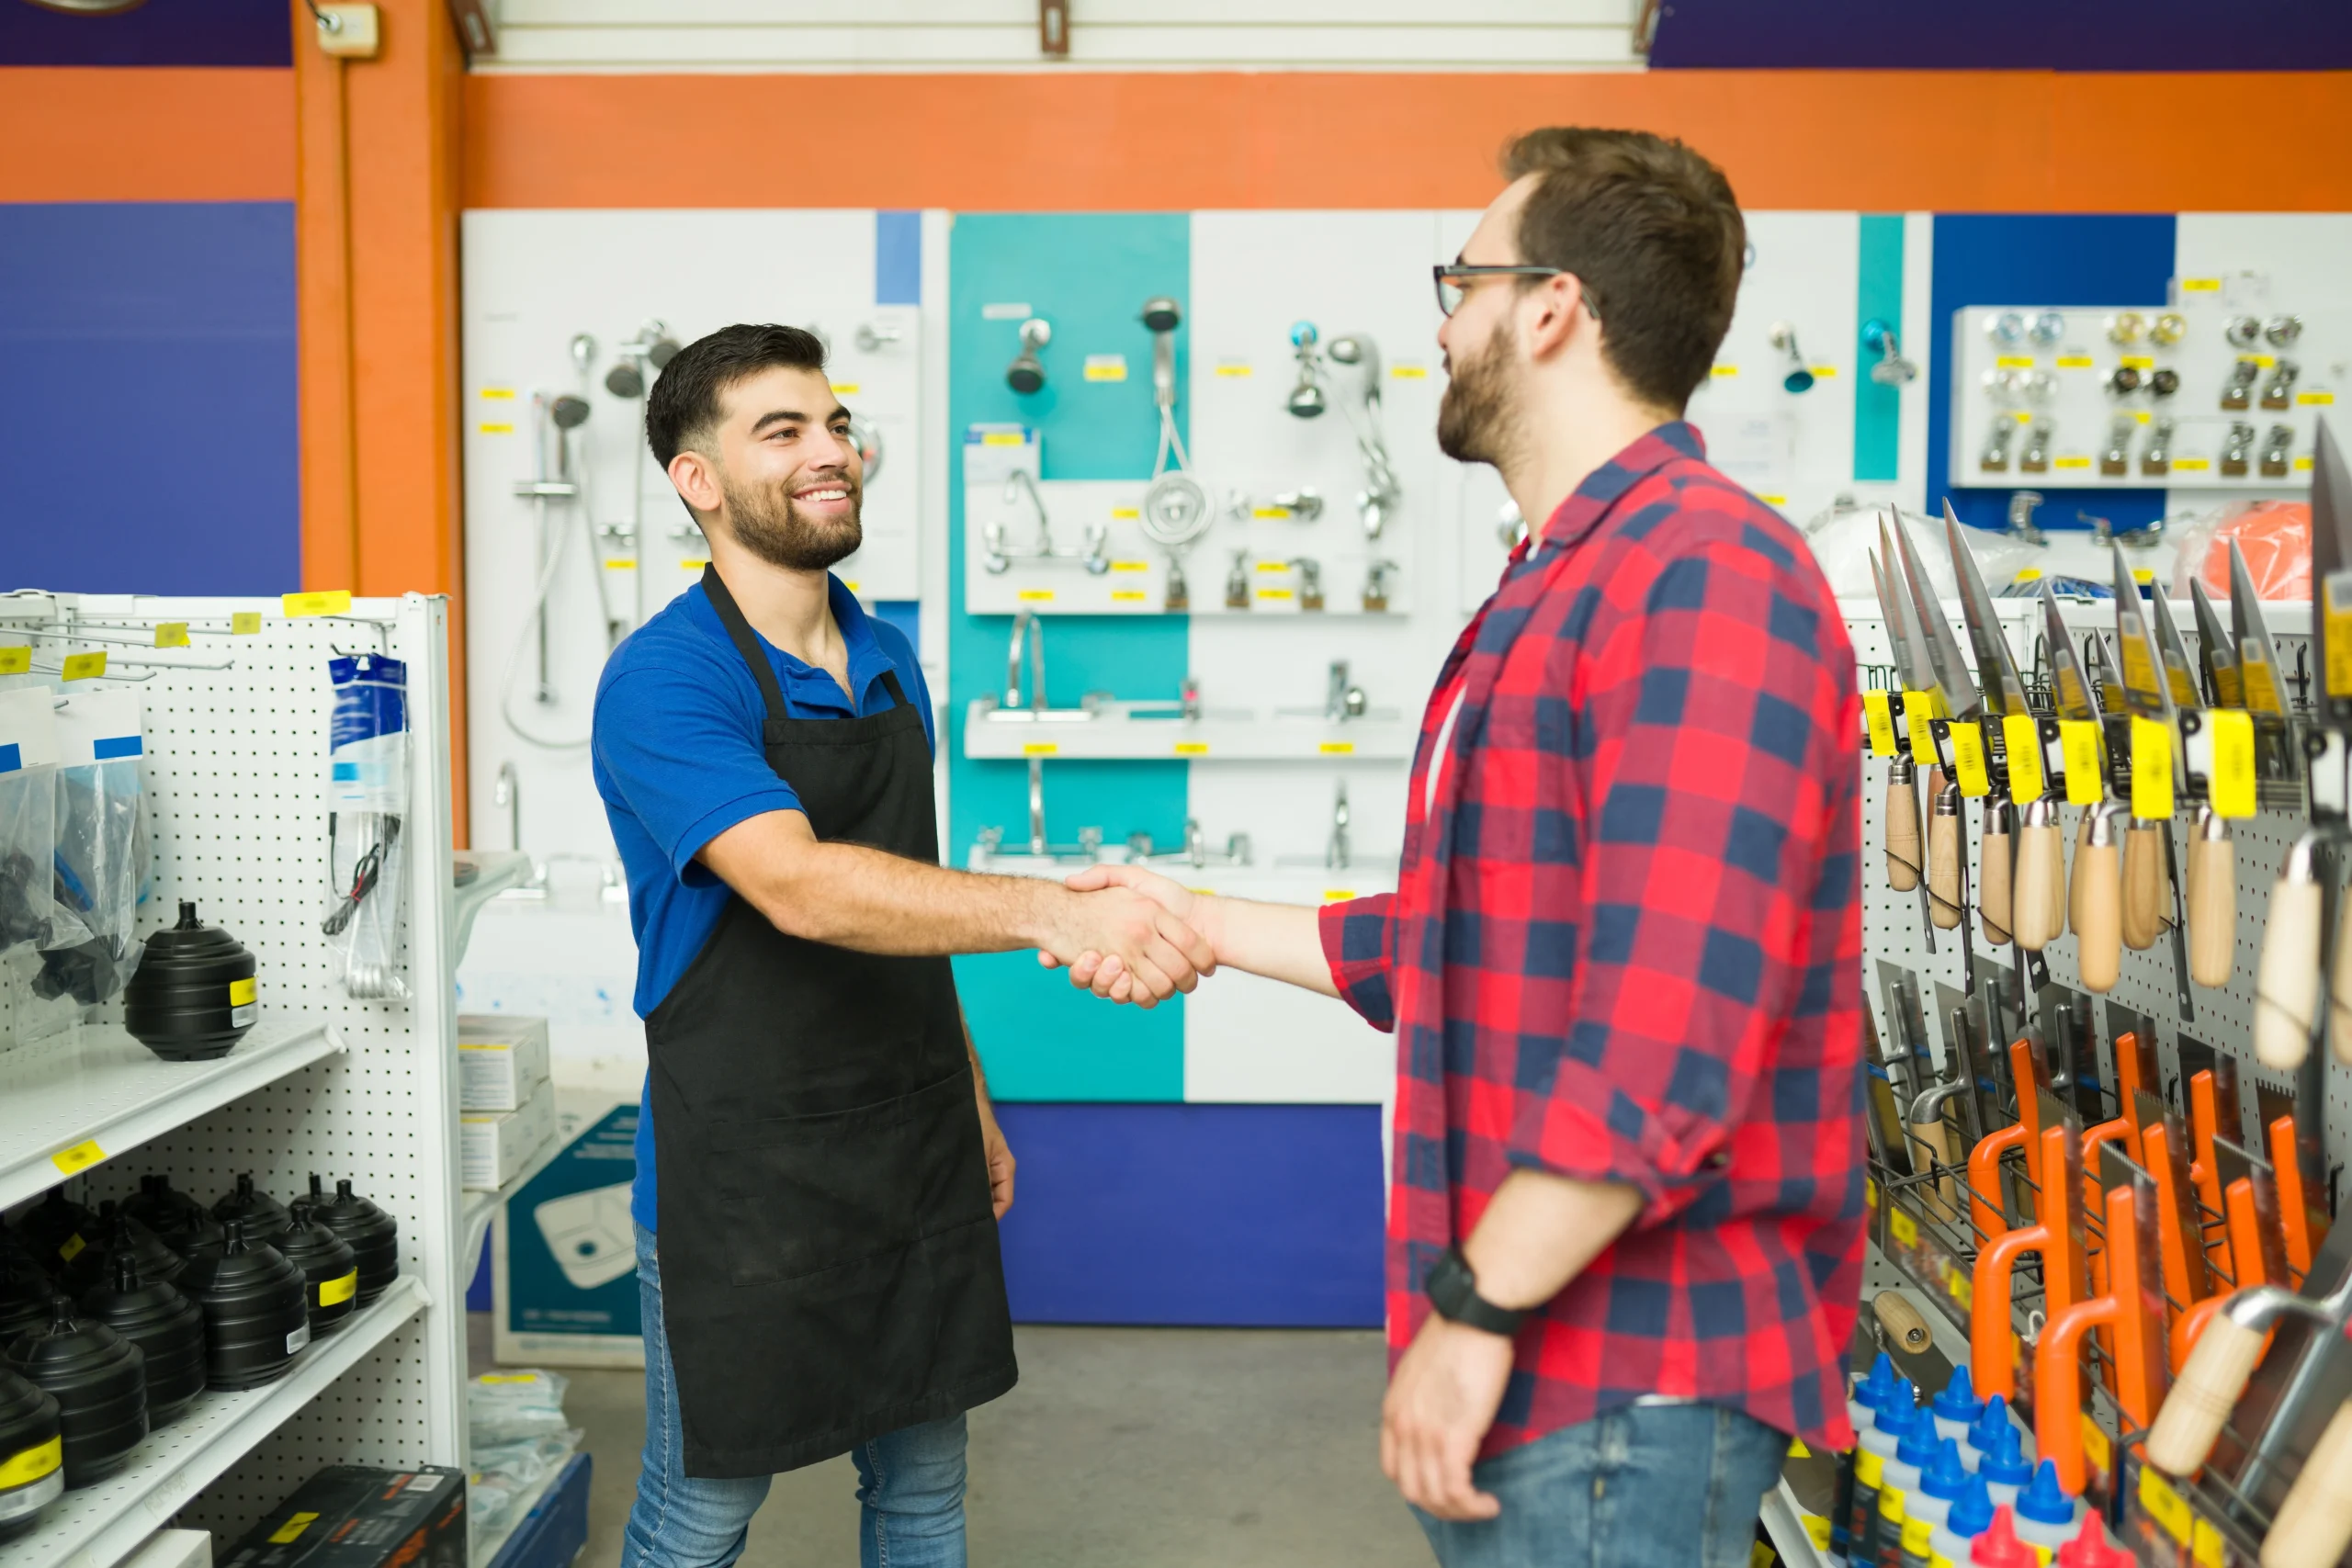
[1034,864,1225,1008]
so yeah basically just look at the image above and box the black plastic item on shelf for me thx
[211,1174,291,1249]
[120,899,259,1061]
[178,1221,309,1390]
[63,1205,185,1296]
[12,1190,96,1276]
[0,1366,63,1539]
[121,1175,217,1255]
[79,1256,205,1427]
[277,1206,358,1339]
[1,1300,146,1489]
[0,1246,56,1347]
[303,1177,399,1305]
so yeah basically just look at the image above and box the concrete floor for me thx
[474,1315,1436,1567]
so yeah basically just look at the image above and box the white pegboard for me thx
[0,592,465,1562]
[1852,592,2352,1190]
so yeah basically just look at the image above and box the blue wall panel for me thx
[1651,0,2352,70]
[0,202,299,595]
[0,0,289,66]
[993,1102,1385,1326]
[1926,213,2176,537]
[946,212,1193,1100]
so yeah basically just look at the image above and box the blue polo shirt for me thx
[591,576,933,1233]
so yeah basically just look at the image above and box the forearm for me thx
[1458,1168,1644,1312]
[1194,895,1339,997]
[757,840,1061,955]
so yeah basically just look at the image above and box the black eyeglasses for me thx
[1431,264,1583,321]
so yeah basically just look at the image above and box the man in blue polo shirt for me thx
[594,323,1212,1568]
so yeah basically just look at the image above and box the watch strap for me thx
[1426,1246,1527,1336]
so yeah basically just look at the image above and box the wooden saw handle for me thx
[1928,795,1962,930]
[1910,1113,1959,1224]
[2255,873,2322,1071]
[2332,880,2352,1066]
[1979,806,2014,946]
[2013,815,2061,950]
[2076,831,2123,993]
[1885,767,1921,892]
[2070,806,2097,936]
[2121,819,2166,951]
[2260,1398,2352,1568]
[2188,827,2236,988]
[2146,1309,2267,1476]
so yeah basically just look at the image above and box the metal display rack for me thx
[0,592,468,1568]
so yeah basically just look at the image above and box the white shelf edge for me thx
[452,852,536,971]
[458,1129,565,1269]
[1759,1475,1828,1568]
[0,1275,428,1568]
[0,1022,345,1213]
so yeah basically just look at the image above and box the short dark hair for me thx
[645,323,829,468]
[1500,128,1744,412]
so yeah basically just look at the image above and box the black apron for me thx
[645,565,1017,1479]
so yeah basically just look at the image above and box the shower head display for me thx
[604,362,647,400]
[1142,298,1182,409]
[1140,297,1182,335]
[848,413,884,484]
[569,333,597,380]
[1285,322,1401,538]
[606,320,680,400]
[550,394,593,430]
[1007,318,1051,395]
[1286,322,1328,419]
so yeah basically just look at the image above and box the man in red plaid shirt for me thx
[1060,127,1862,1565]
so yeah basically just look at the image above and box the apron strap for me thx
[699,564,792,726]
[876,668,910,710]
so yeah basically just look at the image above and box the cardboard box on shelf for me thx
[462,1077,557,1191]
[457,1014,551,1113]
[219,1466,465,1568]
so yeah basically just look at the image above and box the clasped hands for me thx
[1035,864,1219,1008]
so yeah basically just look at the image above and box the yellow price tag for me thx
[2061,721,2105,807]
[2055,355,2096,369]
[0,647,28,675]
[1318,740,1355,755]
[2079,1414,2111,1474]
[1996,355,2035,369]
[1902,690,1941,761]
[51,1139,105,1176]
[283,590,353,618]
[320,1269,357,1306]
[1803,1514,1832,1552]
[2326,571,2352,700]
[1109,591,1148,603]
[2131,716,2174,819]
[2140,1465,2193,1545]
[1109,508,1141,521]
[1946,1262,1973,1310]
[1321,889,1357,902]
[2239,649,2281,715]
[2183,277,2222,292]
[2300,390,2335,406]
[1021,742,1058,756]
[1109,559,1150,572]
[154,622,190,648]
[1890,1208,1918,1247]
[980,431,1026,446]
[1948,722,1990,796]
[1172,741,1208,756]
[1016,589,1056,603]
[2001,715,2043,803]
[269,1512,322,1545]
[2191,1518,2225,1567]
[1863,690,1897,757]
[1866,1176,1878,1211]
[58,1233,85,1263]
[2208,709,2256,818]
[1389,364,1430,379]
[0,1435,60,1489]
[232,612,263,635]
[62,651,107,682]
[829,382,859,395]
[230,976,257,1007]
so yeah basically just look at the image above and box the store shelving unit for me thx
[0,592,466,1568]
[0,1021,344,1213]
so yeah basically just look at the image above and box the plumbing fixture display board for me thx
[0,594,473,1550]
[458,209,932,863]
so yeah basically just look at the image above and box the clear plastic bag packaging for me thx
[40,689,150,1006]
[0,687,63,963]
[2168,498,2311,603]
[467,1427,582,1548]
[322,653,410,999]
[468,1367,571,1446]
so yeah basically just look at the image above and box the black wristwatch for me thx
[1423,1246,1528,1336]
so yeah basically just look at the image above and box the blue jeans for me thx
[1415,1402,1787,1568]
[619,1224,970,1568]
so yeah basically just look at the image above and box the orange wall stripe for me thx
[463,69,2352,214]
[0,68,294,202]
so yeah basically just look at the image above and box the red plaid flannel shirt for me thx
[1321,423,1864,1456]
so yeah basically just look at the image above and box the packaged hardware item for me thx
[322,654,409,1001]
[456,1016,551,1114]
[467,1369,570,1446]
[461,1077,557,1191]
[40,689,148,1006]
[0,687,62,961]
[220,1465,465,1568]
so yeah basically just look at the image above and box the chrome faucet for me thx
[1325,660,1365,724]
[1006,470,1053,558]
[1184,818,1209,868]
[1006,608,1046,713]
[1027,756,1048,857]
[1326,781,1351,871]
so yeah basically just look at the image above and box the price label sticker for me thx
[2053,456,2093,470]
[2140,1466,2193,1545]
[2079,1414,2111,1475]
[154,622,190,648]
[2191,1519,2225,1567]
[1110,507,1141,521]
[0,647,28,675]
[2208,709,2256,818]
[1016,589,1056,604]
[0,1435,59,1490]
[2299,389,2335,406]
[2240,644,2283,714]
[51,1139,105,1176]
[2055,355,2096,369]
[1890,1208,1918,1247]
[320,1269,357,1306]
[270,1513,322,1545]
[1863,690,1897,757]
[2172,457,2211,471]
[1082,354,1127,382]
[1110,590,1148,603]
[2182,277,2222,292]
[62,651,107,682]
[1948,723,1990,796]
[2061,721,2106,807]
[1322,888,1357,902]
[2327,570,2352,699]
[229,976,257,1007]
[1109,559,1150,572]
[1946,1261,1973,1310]
[2002,715,2043,803]
[1021,742,1058,756]
[1996,355,2036,368]
[232,612,264,635]
[1389,364,1429,379]
[1319,740,1355,755]
[1214,362,1253,378]
[2119,355,2155,370]
[1902,690,1941,761]
[1866,1176,1878,1211]
[282,590,352,617]
[2131,717,2174,819]
[1172,741,1209,756]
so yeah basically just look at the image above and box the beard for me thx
[1436,313,1525,470]
[718,467,864,572]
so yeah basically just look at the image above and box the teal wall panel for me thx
[1852,214,1905,484]
[947,212,1193,1100]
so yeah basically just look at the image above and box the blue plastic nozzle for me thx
[1921,1438,1970,1501]
[1978,1423,2033,1490]
[2014,1459,2076,1525]
[1948,1472,1996,1538]
[1933,1363,1986,1425]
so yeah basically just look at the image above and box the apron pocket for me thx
[707,1067,992,1289]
